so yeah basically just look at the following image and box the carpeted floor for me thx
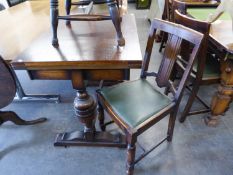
[1,3,233,175]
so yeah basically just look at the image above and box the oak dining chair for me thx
[174,9,220,123]
[96,19,203,175]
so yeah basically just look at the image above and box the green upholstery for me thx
[187,8,223,79]
[226,54,233,60]
[193,56,220,78]
[99,79,174,128]
[187,8,231,21]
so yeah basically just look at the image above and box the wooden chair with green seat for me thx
[96,19,203,175]
[174,9,220,123]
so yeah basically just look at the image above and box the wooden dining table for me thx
[187,7,233,126]
[0,0,64,102]
[8,0,142,146]
[0,0,128,103]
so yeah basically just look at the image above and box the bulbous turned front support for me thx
[74,90,97,141]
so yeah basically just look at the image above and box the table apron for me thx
[27,69,130,81]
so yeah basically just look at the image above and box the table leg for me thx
[51,0,59,47]
[65,0,71,26]
[108,0,125,46]
[12,70,60,103]
[205,60,233,126]
[0,111,47,125]
[54,71,126,147]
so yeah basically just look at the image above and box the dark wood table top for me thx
[188,8,233,55]
[0,0,128,61]
[11,13,142,70]
[0,1,54,61]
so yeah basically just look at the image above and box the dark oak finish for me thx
[11,14,142,147]
[207,17,233,126]
[174,9,220,123]
[0,1,62,102]
[97,19,203,175]
[0,56,46,126]
[187,7,233,126]
[51,0,125,47]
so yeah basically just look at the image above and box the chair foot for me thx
[167,111,177,142]
[0,111,47,126]
[167,135,172,142]
[118,37,125,47]
[65,21,71,28]
[179,115,186,123]
[52,38,59,48]
[126,143,136,175]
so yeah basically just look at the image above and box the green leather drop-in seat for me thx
[187,8,231,21]
[100,79,174,128]
[193,55,220,79]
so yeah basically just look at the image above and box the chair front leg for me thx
[179,82,200,122]
[97,101,105,131]
[126,136,137,175]
[167,109,178,142]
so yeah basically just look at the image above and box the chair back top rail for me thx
[141,19,203,101]
[174,9,211,76]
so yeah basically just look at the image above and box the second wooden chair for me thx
[174,9,220,123]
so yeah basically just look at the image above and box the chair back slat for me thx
[156,34,182,87]
[141,19,203,102]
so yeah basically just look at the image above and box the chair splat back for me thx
[156,34,182,88]
[141,19,203,101]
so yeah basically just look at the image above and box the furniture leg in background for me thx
[0,56,47,126]
[51,0,125,47]
[12,68,60,103]
[0,111,46,126]
[205,59,233,126]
